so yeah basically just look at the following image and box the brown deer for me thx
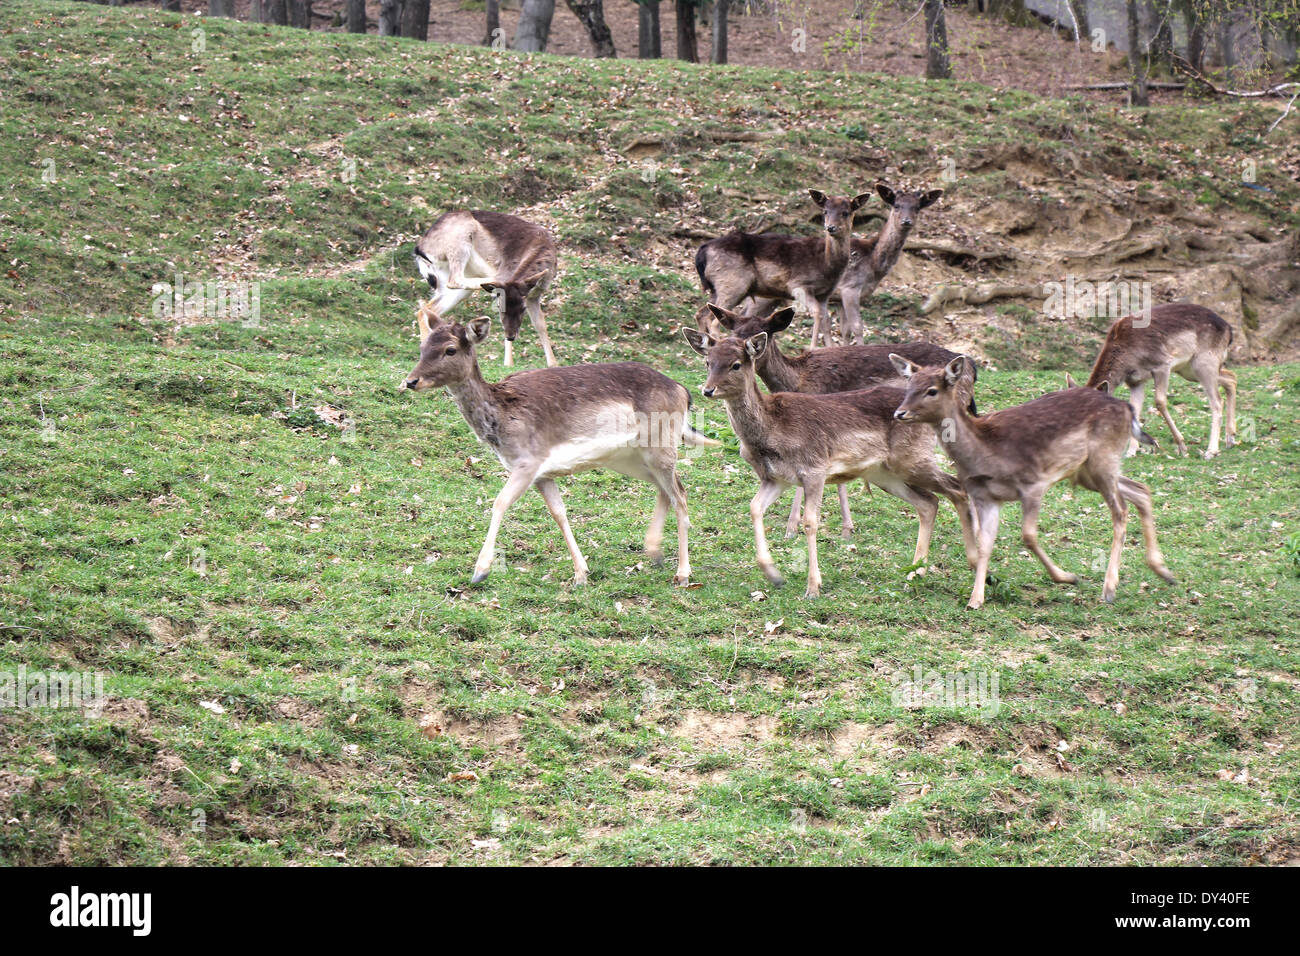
[1082,303,1237,458]
[891,354,1176,609]
[707,302,972,540]
[748,183,942,345]
[404,309,718,587]
[683,328,977,598]
[693,189,872,348]
[414,210,558,368]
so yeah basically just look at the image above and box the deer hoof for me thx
[648,550,665,567]
[1102,588,1117,604]
[672,573,690,587]
[840,527,854,540]
[1055,572,1080,585]
[470,569,490,586]
[1203,448,1219,460]
[965,599,984,611]
[763,568,785,588]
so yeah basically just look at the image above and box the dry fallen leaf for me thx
[448,770,480,783]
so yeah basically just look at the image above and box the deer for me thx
[706,302,973,541]
[891,354,1177,610]
[1075,303,1237,459]
[693,189,872,349]
[683,328,978,599]
[413,210,558,368]
[404,307,719,587]
[747,183,943,345]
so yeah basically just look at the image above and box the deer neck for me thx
[929,403,984,471]
[722,374,775,450]
[445,366,505,451]
[822,228,852,272]
[757,341,802,393]
[869,212,912,276]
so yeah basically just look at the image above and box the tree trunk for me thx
[638,1,662,59]
[1182,0,1205,72]
[514,0,556,52]
[924,0,952,79]
[402,0,430,39]
[485,0,500,46]
[1147,0,1174,71]
[565,1,616,57]
[290,0,312,29]
[208,0,235,16]
[347,0,366,33]
[1127,0,1149,106]
[379,0,401,36]
[675,0,698,62]
[1066,0,1088,40]
[711,0,729,64]
[267,0,289,25]
[162,0,181,11]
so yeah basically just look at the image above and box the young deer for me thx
[1082,303,1237,458]
[683,328,977,598]
[748,184,942,345]
[707,302,970,540]
[891,355,1176,609]
[693,189,872,348]
[414,210,558,368]
[405,309,718,587]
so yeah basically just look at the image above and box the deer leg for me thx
[838,484,854,539]
[1125,382,1146,456]
[525,297,557,368]
[802,476,826,598]
[645,491,670,567]
[431,285,473,320]
[840,289,864,346]
[1020,489,1079,585]
[535,478,590,585]
[1219,367,1237,447]
[471,466,538,584]
[750,480,788,587]
[1191,357,1225,457]
[968,498,1002,610]
[1152,369,1188,456]
[1118,476,1176,584]
[871,474,939,566]
[785,487,804,538]
[811,298,832,348]
[1094,478,1128,604]
[668,472,692,586]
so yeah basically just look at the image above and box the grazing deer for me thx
[405,309,718,586]
[683,328,977,598]
[891,354,1176,609]
[413,210,558,368]
[693,189,872,348]
[1082,303,1237,458]
[707,302,972,540]
[749,183,943,345]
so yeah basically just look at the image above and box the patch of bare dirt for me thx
[673,709,778,749]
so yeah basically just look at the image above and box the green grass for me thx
[1,2,1298,866]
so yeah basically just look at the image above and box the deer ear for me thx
[745,332,769,360]
[919,189,943,209]
[808,189,828,207]
[416,301,441,338]
[888,353,917,378]
[850,193,873,211]
[465,315,492,345]
[1065,372,1079,389]
[520,271,548,291]
[876,183,896,207]
[479,281,499,295]
[1096,380,1110,394]
[683,328,712,356]
[707,303,743,330]
[767,308,795,333]
[944,356,967,385]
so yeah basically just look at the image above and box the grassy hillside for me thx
[1,2,1298,865]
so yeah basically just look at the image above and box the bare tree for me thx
[712,0,730,64]
[485,0,501,46]
[514,0,557,52]
[637,0,662,58]
[403,0,431,39]
[1128,0,1150,105]
[208,0,235,16]
[379,0,401,36]
[676,0,698,62]
[267,0,289,25]
[290,0,312,29]
[162,0,181,11]
[566,1,616,57]
[347,0,367,33]
[924,0,952,79]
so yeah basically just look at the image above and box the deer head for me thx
[809,189,872,238]
[875,183,943,229]
[684,328,768,399]
[479,271,547,343]
[707,304,796,343]
[405,316,491,391]
[890,354,974,423]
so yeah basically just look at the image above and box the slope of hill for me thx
[2,2,1299,867]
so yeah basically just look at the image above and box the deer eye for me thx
[926,388,938,397]
[730,362,742,371]
[445,347,457,356]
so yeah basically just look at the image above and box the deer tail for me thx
[694,244,714,297]
[1132,412,1158,448]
